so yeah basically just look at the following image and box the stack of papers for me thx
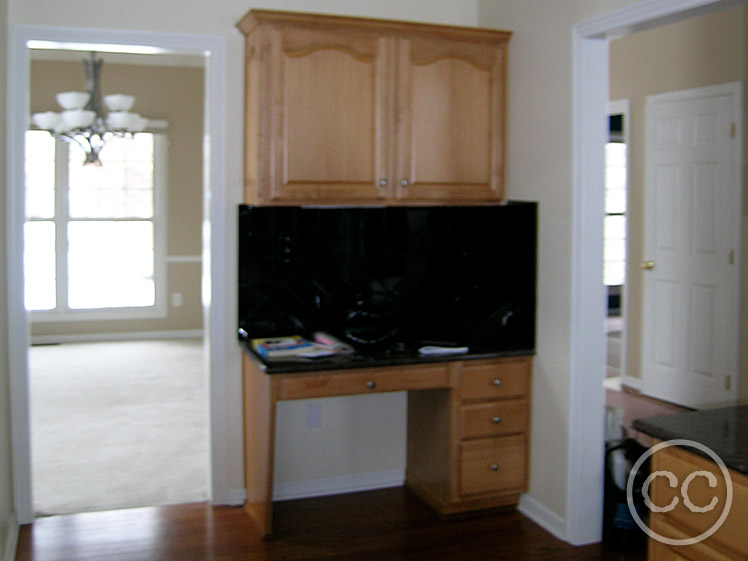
[251,336,336,360]
[418,345,469,356]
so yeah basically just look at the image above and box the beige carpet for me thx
[29,339,208,516]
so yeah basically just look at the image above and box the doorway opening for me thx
[570,0,746,546]
[8,27,229,525]
[24,48,208,516]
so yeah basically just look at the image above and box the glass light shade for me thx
[104,94,135,112]
[107,111,137,130]
[56,91,90,110]
[54,120,73,134]
[32,111,62,130]
[62,109,96,129]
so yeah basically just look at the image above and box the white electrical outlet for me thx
[306,403,322,428]
[171,292,183,307]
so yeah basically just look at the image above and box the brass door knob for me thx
[640,260,656,270]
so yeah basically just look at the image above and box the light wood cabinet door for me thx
[250,25,391,203]
[395,36,508,202]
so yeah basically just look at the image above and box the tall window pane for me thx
[68,135,154,219]
[25,131,56,219]
[67,221,155,309]
[604,142,627,286]
[24,221,56,311]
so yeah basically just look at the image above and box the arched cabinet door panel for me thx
[396,37,508,202]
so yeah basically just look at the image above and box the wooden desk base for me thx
[242,353,532,537]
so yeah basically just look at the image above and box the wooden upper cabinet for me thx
[395,36,508,202]
[238,10,511,205]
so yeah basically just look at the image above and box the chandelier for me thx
[31,52,148,166]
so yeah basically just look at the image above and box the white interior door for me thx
[641,82,742,409]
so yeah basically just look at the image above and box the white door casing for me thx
[8,26,230,524]
[641,82,742,409]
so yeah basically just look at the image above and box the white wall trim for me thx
[8,25,34,527]
[518,493,567,542]
[567,0,745,546]
[1,518,19,561]
[621,375,643,392]
[273,470,405,502]
[7,25,229,524]
[167,254,202,264]
[225,487,248,506]
[568,25,608,546]
[30,329,204,346]
[575,0,746,38]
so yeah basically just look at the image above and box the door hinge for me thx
[729,249,735,264]
[726,375,732,391]
[730,123,737,138]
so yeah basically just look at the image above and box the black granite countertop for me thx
[238,338,534,374]
[632,405,748,475]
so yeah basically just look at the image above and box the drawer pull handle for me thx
[492,416,502,424]
[366,380,376,389]
[490,463,499,472]
[492,379,502,387]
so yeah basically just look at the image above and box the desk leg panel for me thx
[242,355,277,537]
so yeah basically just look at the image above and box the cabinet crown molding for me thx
[237,9,512,44]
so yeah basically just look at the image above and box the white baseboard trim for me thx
[273,469,405,502]
[621,375,642,391]
[517,493,567,543]
[222,488,248,507]
[2,517,19,561]
[31,329,204,346]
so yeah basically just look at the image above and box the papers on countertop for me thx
[418,345,469,356]
[251,336,336,360]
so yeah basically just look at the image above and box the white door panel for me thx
[642,82,742,408]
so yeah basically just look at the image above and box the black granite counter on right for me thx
[632,405,748,475]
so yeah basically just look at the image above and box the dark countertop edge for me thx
[238,340,535,374]
[632,406,748,476]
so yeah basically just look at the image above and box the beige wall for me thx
[1,0,17,558]
[609,6,748,394]
[28,59,205,339]
[476,0,650,523]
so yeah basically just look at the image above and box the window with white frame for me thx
[24,130,167,320]
[604,132,627,287]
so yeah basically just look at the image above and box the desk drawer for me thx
[276,363,450,400]
[460,399,527,439]
[459,435,526,496]
[460,359,530,402]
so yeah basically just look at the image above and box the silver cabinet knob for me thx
[492,416,502,424]
[492,379,502,387]
[378,179,388,187]
[366,380,376,389]
[490,464,499,471]
[400,179,409,187]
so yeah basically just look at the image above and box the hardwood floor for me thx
[15,487,645,561]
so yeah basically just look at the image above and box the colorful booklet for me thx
[251,336,336,359]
